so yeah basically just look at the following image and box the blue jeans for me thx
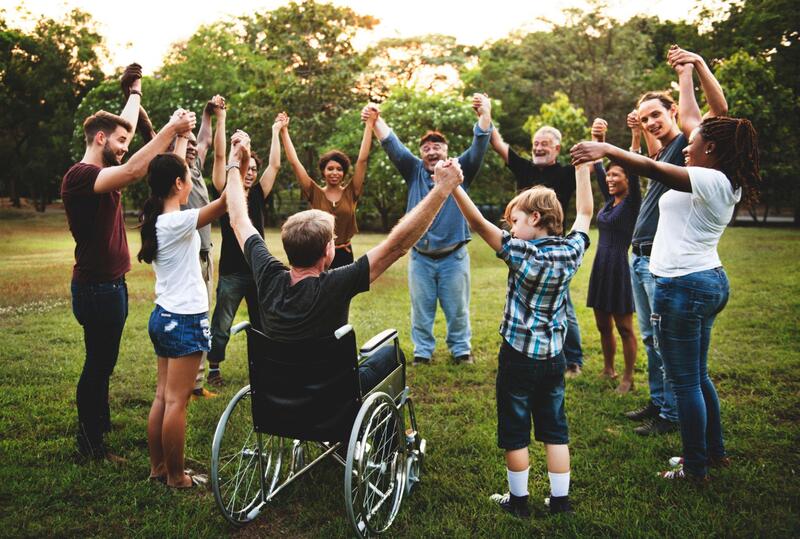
[359,346,405,394]
[563,288,583,367]
[71,278,128,455]
[408,246,471,359]
[631,255,678,422]
[208,272,261,363]
[652,268,729,477]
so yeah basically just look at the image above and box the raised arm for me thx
[210,100,227,193]
[226,134,258,252]
[363,104,419,179]
[279,118,315,199]
[458,94,493,187]
[93,110,196,194]
[258,113,286,198]
[452,185,503,252]
[363,103,391,141]
[489,127,510,164]
[669,46,728,119]
[571,141,691,193]
[172,133,189,160]
[195,100,214,166]
[674,62,703,138]
[571,163,593,235]
[119,63,142,136]
[589,118,610,201]
[198,190,227,228]
[366,159,463,282]
[350,109,376,198]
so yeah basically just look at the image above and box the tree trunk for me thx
[9,175,21,208]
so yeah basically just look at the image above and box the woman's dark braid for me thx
[700,117,761,205]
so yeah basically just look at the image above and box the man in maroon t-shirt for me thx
[62,66,196,461]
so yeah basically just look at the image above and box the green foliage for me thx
[715,50,800,214]
[0,9,105,210]
[523,91,589,166]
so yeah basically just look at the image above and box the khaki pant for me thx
[195,251,213,391]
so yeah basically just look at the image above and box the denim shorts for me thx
[148,304,211,358]
[496,340,569,449]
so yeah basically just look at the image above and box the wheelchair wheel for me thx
[212,385,285,525]
[344,392,406,537]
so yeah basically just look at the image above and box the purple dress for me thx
[586,167,641,313]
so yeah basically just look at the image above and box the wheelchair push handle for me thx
[231,321,251,336]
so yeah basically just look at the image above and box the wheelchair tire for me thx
[212,385,281,526]
[344,392,406,538]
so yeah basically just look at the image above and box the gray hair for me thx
[533,126,562,145]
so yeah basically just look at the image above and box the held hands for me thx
[168,108,196,135]
[570,141,608,167]
[205,95,226,117]
[626,109,641,134]
[272,112,289,133]
[120,63,143,97]
[361,103,380,123]
[229,130,251,177]
[431,158,463,191]
[668,45,700,75]
[591,118,608,142]
[472,93,491,118]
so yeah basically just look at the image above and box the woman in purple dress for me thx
[586,117,642,393]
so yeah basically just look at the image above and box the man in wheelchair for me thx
[224,132,465,389]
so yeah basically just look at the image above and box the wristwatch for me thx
[225,162,240,173]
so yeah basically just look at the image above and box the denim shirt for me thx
[380,122,492,252]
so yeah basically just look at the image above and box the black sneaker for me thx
[633,416,679,436]
[207,371,224,387]
[624,401,660,421]
[490,492,530,518]
[413,356,431,366]
[454,353,474,365]
[545,495,574,515]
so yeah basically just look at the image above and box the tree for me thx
[714,50,800,223]
[463,5,655,151]
[0,9,105,210]
[359,35,475,101]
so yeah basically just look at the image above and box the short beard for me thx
[101,142,120,167]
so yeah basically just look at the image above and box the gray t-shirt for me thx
[631,133,688,246]
[184,155,212,251]
[244,234,370,342]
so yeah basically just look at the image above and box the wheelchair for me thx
[210,321,426,537]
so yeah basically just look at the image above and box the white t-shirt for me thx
[650,167,741,278]
[153,209,208,314]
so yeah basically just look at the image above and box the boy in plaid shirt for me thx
[448,162,593,517]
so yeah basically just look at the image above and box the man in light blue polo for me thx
[363,95,493,365]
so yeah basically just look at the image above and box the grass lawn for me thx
[0,208,798,538]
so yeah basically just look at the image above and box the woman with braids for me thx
[571,115,760,481]
[138,136,236,488]
[279,108,376,268]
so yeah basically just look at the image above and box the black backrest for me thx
[246,327,361,442]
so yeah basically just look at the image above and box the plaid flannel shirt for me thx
[496,230,590,360]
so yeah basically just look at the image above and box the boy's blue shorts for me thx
[496,340,569,449]
[148,304,211,358]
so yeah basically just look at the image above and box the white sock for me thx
[548,471,570,497]
[507,468,529,497]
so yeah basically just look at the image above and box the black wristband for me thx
[129,89,142,97]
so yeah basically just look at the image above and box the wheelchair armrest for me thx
[359,328,398,356]
[335,324,354,340]
[231,321,251,336]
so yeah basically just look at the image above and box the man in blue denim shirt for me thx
[363,94,493,365]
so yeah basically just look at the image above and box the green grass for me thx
[0,208,798,538]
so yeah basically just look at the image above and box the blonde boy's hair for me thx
[503,186,563,236]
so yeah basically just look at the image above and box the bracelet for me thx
[226,162,240,173]
[629,147,641,153]
[129,89,142,96]
[177,134,189,139]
